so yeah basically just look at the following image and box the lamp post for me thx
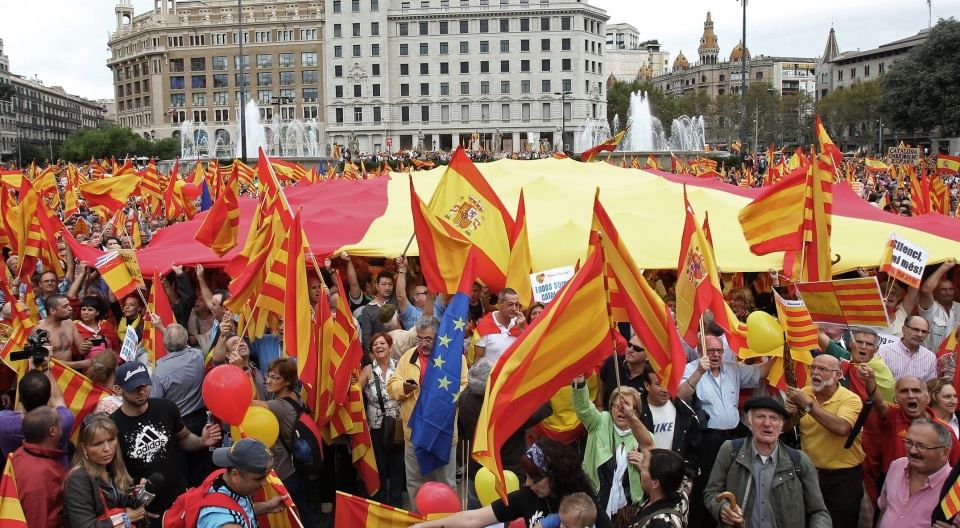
[554,90,572,152]
[739,0,747,163]
[150,129,156,141]
[767,88,776,148]
[237,0,247,164]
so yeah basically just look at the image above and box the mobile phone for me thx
[405,379,418,387]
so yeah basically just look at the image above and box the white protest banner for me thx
[119,326,140,363]
[887,147,921,165]
[879,232,928,289]
[530,266,575,304]
[876,333,899,348]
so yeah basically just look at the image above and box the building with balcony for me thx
[0,39,14,161]
[107,0,326,158]
[9,74,105,161]
[604,23,669,82]
[324,0,610,154]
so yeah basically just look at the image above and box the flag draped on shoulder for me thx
[582,129,627,163]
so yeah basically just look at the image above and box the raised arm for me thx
[196,263,214,311]
[341,252,363,302]
[901,283,919,316]
[859,363,889,420]
[396,256,410,314]
[67,262,88,300]
[677,356,709,402]
[920,260,955,310]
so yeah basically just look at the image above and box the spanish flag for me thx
[95,252,139,301]
[864,157,890,172]
[582,129,627,163]
[938,155,960,176]
[731,140,742,153]
[194,170,240,256]
[815,115,843,169]
[0,455,27,527]
[253,470,303,528]
[645,154,662,170]
[410,178,479,295]
[334,492,424,527]
[79,173,140,212]
[505,190,533,308]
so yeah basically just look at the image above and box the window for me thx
[371,22,380,36]
[334,46,343,57]
[214,91,229,105]
[334,24,342,37]
[257,54,272,68]
[475,20,486,33]
[561,17,570,30]
[542,102,551,120]
[838,70,843,81]
[171,58,185,72]
[500,19,509,32]
[461,104,470,122]
[352,0,360,11]
[171,76,185,90]
[441,82,450,95]
[235,73,250,87]
[481,81,490,94]
[335,86,344,98]
[300,29,317,40]
[191,58,206,71]
[399,23,409,36]
[480,61,489,73]
[302,70,318,84]
[440,62,450,74]
[481,103,490,121]
[355,107,363,121]
[354,85,362,97]
[440,21,448,34]
[353,45,361,57]
[302,52,317,66]
[440,42,449,54]
[562,58,571,71]
[257,90,272,103]
[373,84,381,96]
[373,107,382,122]
[232,32,249,44]
[460,20,468,33]
[878,62,885,73]
[334,65,343,77]
[480,41,490,53]
[171,93,185,106]
[864,64,870,76]
[520,18,529,31]
[501,60,509,72]
[500,40,509,52]
[192,75,207,88]
[460,41,469,53]
[303,88,319,100]
[501,81,510,93]
[400,44,409,55]
[193,110,208,122]
[542,79,551,92]
[420,22,428,35]
[542,59,551,72]
[420,63,429,74]
[541,39,550,51]
[850,68,856,79]
[372,44,380,56]
[561,38,571,51]
[420,43,429,55]
[460,61,469,73]
[421,105,429,122]
[562,78,571,91]
[371,0,379,9]
[336,108,344,123]
[521,80,530,93]
[461,82,469,94]
[192,92,206,106]
[540,17,549,30]
[212,33,228,45]
[401,84,410,96]
[255,31,271,42]
[277,30,294,41]
[213,74,229,88]
[278,53,293,68]
[353,23,361,37]
[521,39,529,52]
[372,64,380,75]
[401,64,410,75]
[401,106,410,122]
[168,36,184,47]
[280,88,295,99]
[304,106,319,119]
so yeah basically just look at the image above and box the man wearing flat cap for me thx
[704,397,830,528]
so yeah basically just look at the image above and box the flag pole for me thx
[698,315,706,358]
[594,188,623,394]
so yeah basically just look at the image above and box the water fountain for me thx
[622,92,706,152]
[234,99,268,159]
[576,119,611,153]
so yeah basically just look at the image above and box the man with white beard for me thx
[784,354,865,528]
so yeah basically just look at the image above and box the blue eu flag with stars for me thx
[409,292,469,476]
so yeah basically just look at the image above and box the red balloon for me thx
[202,365,253,425]
[181,183,201,199]
[415,482,461,516]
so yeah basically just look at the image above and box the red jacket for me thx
[10,442,67,528]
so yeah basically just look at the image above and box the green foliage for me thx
[817,78,883,150]
[16,141,49,165]
[59,123,160,162]
[879,18,960,137]
[152,138,181,160]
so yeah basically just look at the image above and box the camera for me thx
[9,329,51,367]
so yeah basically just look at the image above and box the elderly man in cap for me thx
[704,397,830,528]
[197,437,289,528]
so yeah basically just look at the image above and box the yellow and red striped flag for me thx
[752,273,775,294]
[505,190,533,308]
[795,277,889,329]
[731,140,742,153]
[0,273,36,377]
[0,455,27,527]
[773,292,819,351]
[252,470,303,528]
[194,170,240,256]
[49,359,111,442]
[941,476,960,523]
[334,491,424,527]
[141,267,172,366]
[233,160,256,189]
[95,252,139,300]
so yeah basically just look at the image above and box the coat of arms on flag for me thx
[685,248,707,287]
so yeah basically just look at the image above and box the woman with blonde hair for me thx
[87,350,122,415]
[727,287,756,322]
[927,377,959,436]
[63,414,145,528]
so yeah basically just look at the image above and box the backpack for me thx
[162,469,252,528]
[729,438,803,476]
[279,397,325,475]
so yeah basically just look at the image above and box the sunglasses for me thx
[627,344,645,352]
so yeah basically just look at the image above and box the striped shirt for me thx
[152,348,207,415]
[876,339,938,382]
[919,301,960,352]
[681,360,761,430]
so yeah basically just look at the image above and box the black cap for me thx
[743,396,790,420]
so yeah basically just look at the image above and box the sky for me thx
[1,0,956,101]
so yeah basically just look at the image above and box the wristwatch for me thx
[803,402,814,414]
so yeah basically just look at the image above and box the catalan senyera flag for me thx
[815,115,843,169]
[592,197,686,393]
[795,277,889,329]
[864,157,890,172]
[773,292,819,352]
[427,147,514,291]
[910,167,931,216]
[937,155,960,176]
[95,252,139,300]
[473,238,613,501]
[505,190,533,308]
[334,492,424,527]
[257,148,294,230]
[252,470,302,528]
[786,158,834,283]
[14,188,45,283]
[939,476,960,524]
[79,173,140,212]
[268,158,300,182]
[582,129,627,163]
[233,160,256,189]
[224,208,282,314]
[141,267,172,366]
[738,165,808,256]
[931,176,950,215]
[0,455,27,527]
[675,187,749,355]
[194,170,240,256]
[0,275,35,377]
[50,359,111,442]
[410,178,479,295]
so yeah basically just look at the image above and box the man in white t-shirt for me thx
[473,288,525,364]
[638,365,701,475]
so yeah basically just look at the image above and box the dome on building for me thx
[673,51,689,71]
[636,62,653,80]
[730,40,751,62]
[606,71,618,90]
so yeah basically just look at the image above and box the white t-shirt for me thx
[649,400,677,450]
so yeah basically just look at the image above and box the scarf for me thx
[607,424,632,517]
[117,314,141,344]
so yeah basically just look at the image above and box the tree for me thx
[16,141,48,166]
[817,78,883,151]
[879,17,960,137]
[59,123,154,162]
[151,137,180,160]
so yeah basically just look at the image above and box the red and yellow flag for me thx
[252,470,303,528]
[645,154,662,171]
[815,115,843,169]
[410,178,479,295]
[938,155,960,176]
[864,157,890,172]
[334,491,424,527]
[95,252,139,300]
[0,455,27,527]
[582,129,627,163]
[795,277,889,328]
[50,359,111,442]
[80,173,140,212]
[505,190,533,308]
[194,171,240,256]
[773,292,819,351]
[142,267,172,366]
[940,475,960,523]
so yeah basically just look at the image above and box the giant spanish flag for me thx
[473,238,612,500]
[427,147,514,291]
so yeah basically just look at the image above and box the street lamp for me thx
[150,130,156,141]
[554,90,572,152]
[767,88,775,148]
[15,131,22,170]
[43,129,53,164]
[237,0,247,164]
[739,0,748,163]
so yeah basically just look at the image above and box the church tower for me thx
[698,12,720,65]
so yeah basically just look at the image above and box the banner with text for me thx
[879,232,927,289]
[530,266,575,304]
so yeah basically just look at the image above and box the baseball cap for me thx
[115,361,152,391]
[212,438,274,474]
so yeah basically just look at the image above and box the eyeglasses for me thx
[903,438,948,453]
[416,336,435,343]
[413,291,428,296]
[905,325,930,335]
[265,374,284,381]
[627,344,645,352]
[704,348,724,355]
[809,365,840,373]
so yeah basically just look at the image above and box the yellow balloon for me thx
[474,467,521,505]
[230,406,279,447]
[503,470,520,494]
[746,311,785,355]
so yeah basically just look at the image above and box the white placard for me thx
[877,333,899,348]
[530,266,575,304]
[882,233,928,289]
[119,327,140,363]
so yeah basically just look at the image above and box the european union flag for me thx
[409,292,469,475]
[199,179,213,211]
